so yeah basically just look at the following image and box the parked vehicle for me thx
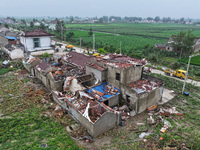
[65,45,75,51]
[93,53,101,57]
[164,68,172,76]
[172,69,186,79]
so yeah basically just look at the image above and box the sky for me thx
[0,0,199,18]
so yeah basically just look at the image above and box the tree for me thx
[56,20,66,40]
[21,19,26,25]
[154,16,160,22]
[30,21,34,29]
[4,23,9,29]
[88,27,93,36]
[172,30,195,59]
[70,17,74,23]
[147,17,153,21]
[39,23,46,30]
[99,17,103,23]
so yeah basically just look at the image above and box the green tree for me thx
[4,23,9,29]
[30,21,34,29]
[56,20,66,40]
[154,16,160,22]
[70,17,74,23]
[88,27,93,36]
[172,30,195,59]
[39,23,46,30]
[99,17,103,23]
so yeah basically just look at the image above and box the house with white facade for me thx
[20,29,55,56]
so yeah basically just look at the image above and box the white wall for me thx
[20,36,52,52]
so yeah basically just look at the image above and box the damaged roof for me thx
[65,52,94,69]
[86,62,107,71]
[85,82,120,100]
[35,62,51,72]
[128,79,162,94]
[21,29,55,37]
[99,53,146,69]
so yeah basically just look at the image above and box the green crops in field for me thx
[179,55,200,66]
[65,23,200,53]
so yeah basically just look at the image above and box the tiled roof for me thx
[35,62,51,71]
[86,62,106,71]
[66,52,94,69]
[22,29,55,37]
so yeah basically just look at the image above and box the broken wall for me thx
[102,94,120,107]
[106,65,143,89]
[121,83,138,111]
[121,65,143,85]
[137,86,163,113]
[86,65,107,83]
[47,73,64,91]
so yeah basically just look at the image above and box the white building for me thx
[20,29,55,56]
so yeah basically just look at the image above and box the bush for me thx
[41,52,50,58]
[98,48,107,54]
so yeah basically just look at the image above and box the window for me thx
[104,100,109,106]
[116,73,120,81]
[126,95,130,103]
[178,71,180,74]
[33,38,40,48]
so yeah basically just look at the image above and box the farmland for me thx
[65,23,200,54]
[179,55,200,66]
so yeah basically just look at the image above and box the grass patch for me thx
[0,68,11,75]
[0,74,80,150]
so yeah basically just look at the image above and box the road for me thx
[56,41,200,87]
[150,68,200,87]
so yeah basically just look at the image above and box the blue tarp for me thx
[85,82,120,100]
[5,36,17,41]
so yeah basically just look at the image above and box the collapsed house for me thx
[3,43,24,59]
[52,84,121,137]
[23,52,164,137]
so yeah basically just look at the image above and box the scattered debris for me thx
[139,132,151,139]
[160,118,171,133]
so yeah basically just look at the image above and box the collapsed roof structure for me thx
[23,52,164,137]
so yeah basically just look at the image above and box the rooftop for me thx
[21,29,55,37]
[100,53,146,69]
[35,62,51,72]
[86,62,106,71]
[128,79,162,94]
[65,52,94,69]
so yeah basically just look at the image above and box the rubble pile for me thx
[86,83,120,101]
[128,79,162,94]
[51,64,84,81]
[88,104,107,123]
[146,105,183,133]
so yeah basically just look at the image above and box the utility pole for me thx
[120,41,121,55]
[80,37,82,52]
[182,53,200,94]
[93,33,95,52]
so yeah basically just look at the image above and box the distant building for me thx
[20,29,55,56]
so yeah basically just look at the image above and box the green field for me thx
[179,55,200,66]
[65,23,200,54]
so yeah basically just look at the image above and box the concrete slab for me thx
[159,88,176,105]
